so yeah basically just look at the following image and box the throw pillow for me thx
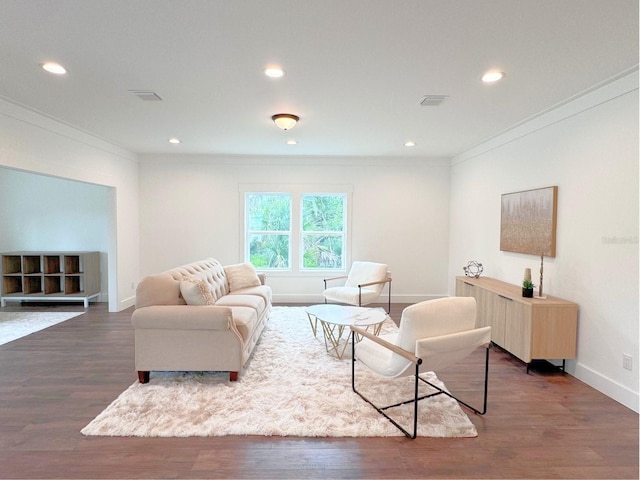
[224,262,261,291]
[179,278,215,306]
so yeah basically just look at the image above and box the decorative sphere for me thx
[463,261,483,278]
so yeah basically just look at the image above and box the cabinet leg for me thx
[138,371,150,383]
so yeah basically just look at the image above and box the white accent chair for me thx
[350,296,491,439]
[323,261,391,313]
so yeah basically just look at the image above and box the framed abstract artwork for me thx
[500,186,558,257]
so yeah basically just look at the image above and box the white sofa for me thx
[131,258,271,383]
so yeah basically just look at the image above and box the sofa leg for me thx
[138,371,150,384]
[229,371,238,381]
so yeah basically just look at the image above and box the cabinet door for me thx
[482,292,507,347]
[456,279,486,328]
[504,301,532,362]
[455,278,475,298]
[529,306,578,360]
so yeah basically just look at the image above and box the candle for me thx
[524,268,531,282]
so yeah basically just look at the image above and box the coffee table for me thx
[305,304,388,359]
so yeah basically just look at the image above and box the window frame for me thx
[241,184,352,275]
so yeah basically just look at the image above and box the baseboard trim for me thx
[115,295,136,312]
[572,362,639,413]
[271,293,445,305]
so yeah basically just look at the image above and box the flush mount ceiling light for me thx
[404,141,416,147]
[272,113,299,130]
[286,139,297,145]
[482,70,505,83]
[168,137,181,144]
[41,62,67,75]
[264,66,285,78]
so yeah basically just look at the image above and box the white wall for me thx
[449,70,639,412]
[0,98,140,311]
[0,168,110,299]
[138,155,451,303]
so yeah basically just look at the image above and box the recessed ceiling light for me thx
[482,71,505,83]
[42,62,67,75]
[404,141,416,147]
[168,138,181,144]
[265,66,285,78]
[286,139,297,145]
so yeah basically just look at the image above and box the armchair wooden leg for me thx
[229,371,238,381]
[137,371,150,384]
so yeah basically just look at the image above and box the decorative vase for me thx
[522,288,534,298]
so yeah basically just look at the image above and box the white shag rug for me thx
[0,311,83,345]
[81,306,478,438]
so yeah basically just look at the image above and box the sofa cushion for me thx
[228,285,272,305]
[323,286,381,306]
[224,263,261,291]
[180,278,215,306]
[216,294,266,316]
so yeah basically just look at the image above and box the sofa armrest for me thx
[132,305,234,331]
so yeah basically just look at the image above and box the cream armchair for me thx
[323,261,391,313]
[350,296,491,438]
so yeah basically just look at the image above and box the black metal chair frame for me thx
[350,327,490,439]
[323,276,392,314]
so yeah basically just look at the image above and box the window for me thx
[244,190,348,272]
[246,193,291,268]
[301,194,345,269]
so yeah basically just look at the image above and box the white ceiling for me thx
[0,0,637,158]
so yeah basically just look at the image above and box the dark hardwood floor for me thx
[0,302,637,479]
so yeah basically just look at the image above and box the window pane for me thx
[247,194,291,231]
[302,195,344,232]
[302,234,343,269]
[249,234,290,268]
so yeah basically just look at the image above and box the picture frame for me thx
[500,186,558,257]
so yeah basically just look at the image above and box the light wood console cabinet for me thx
[1,251,100,307]
[456,276,578,370]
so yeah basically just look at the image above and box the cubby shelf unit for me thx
[1,252,100,307]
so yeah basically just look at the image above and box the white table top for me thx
[305,304,388,327]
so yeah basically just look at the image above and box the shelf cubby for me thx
[64,256,82,274]
[44,255,62,274]
[23,256,42,274]
[24,276,43,294]
[2,255,22,274]
[64,276,83,295]
[44,275,63,295]
[3,276,22,294]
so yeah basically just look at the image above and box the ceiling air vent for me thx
[419,95,448,107]
[129,90,163,101]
